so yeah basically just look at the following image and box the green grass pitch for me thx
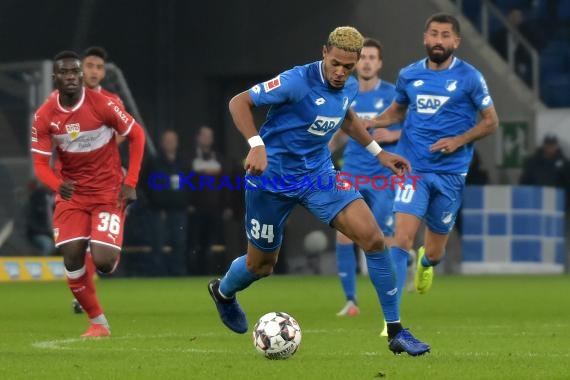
[1,275,569,379]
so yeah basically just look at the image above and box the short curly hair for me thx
[326,26,364,54]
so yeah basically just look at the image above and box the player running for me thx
[71,46,125,314]
[369,14,499,301]
[31,51,145,337]
[329,38,411,325]
[208,26,430,356]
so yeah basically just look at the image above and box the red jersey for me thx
[50,86,124,178]
[97,86,123,107]
[31,88,136,198]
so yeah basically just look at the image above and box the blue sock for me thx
[389,246,409,304]
[421,252,442,268]
[335,243,357,302]
[219,255,259,298]
[365,249,399,322]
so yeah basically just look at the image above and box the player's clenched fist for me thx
[118,184,137,208]
[245,146,267,176]
[377,150,411,176]
[59,181,75,200]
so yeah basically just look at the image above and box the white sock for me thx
[90,314,110,329]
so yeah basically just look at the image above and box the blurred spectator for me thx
[142,130,188,276]
[490,7,545,84]
[25,179,55,256]
[187,126,233,275]
[520,133,570,208]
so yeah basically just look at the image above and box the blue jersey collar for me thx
[319,60,325,84]
[423,56,457,70]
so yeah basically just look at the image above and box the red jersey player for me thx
[69,46,124,315]
[31,50,145,337]
[82,46,123,107]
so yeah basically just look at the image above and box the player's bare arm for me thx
[341,108,375,145]
[328,129,347,152]
[430,105,499,154]
[229,91,267,175]
[342,108,410,176]
[367,101,408,129]
[372,129,402,144]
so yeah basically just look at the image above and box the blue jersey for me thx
[395,57,493,174]
[342,80,402,176]
[248,61,358,188]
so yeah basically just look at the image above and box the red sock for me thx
[66,267,103,319]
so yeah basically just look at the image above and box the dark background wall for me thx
[1,0,437,162]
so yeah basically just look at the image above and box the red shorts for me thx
[53,194,125,250]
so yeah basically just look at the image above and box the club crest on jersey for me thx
[263,76,281,93]
[445,80,458,92]
[65,123,81,140]
[342,97,349,110]
[308,116,341,136]
[374,98,384,109]
[416,95,450,114]
[441,212,453,225]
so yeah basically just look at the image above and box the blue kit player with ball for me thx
[207,26,430,356]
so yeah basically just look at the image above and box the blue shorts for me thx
[340,165,396,236]
[357,182,395,236]
[392,172,465,234]
[244,170,362,252]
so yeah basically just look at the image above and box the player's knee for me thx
[359,229,385,252]
[393,231,414,251]
[93,253,120,274]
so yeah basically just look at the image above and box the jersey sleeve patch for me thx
[262,76,281,93]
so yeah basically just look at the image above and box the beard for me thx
[426,44,454,64]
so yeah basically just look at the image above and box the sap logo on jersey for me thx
[308,116,341,136]
[416,95,450,114]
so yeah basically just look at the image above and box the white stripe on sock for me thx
[90,314,110,329]
[65,266,86,279]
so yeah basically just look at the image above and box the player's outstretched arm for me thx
[229,91,267,175]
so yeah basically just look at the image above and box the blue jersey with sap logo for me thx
[342,80,402,176]
[395,57,494,174]
[248,61,358,188]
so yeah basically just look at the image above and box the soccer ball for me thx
[252,312,302,360]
